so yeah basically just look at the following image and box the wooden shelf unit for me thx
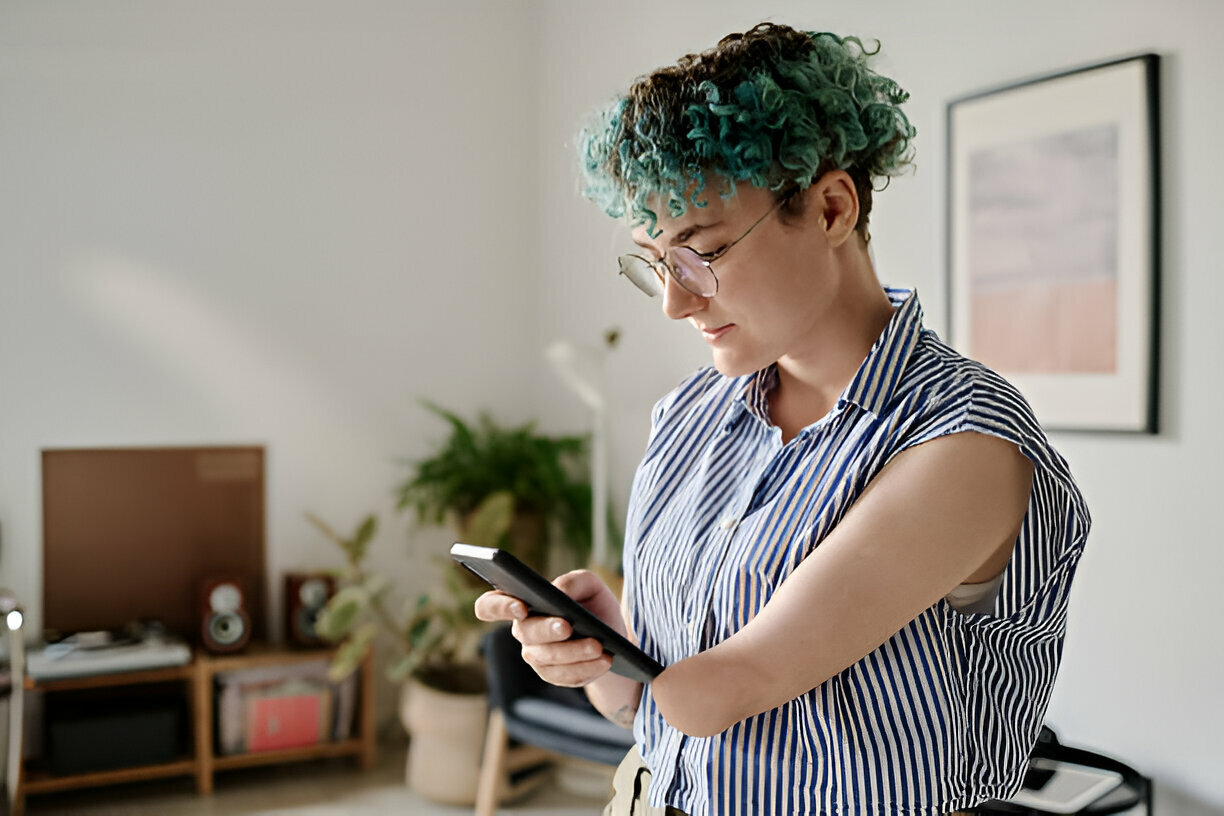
[15,644,375,815]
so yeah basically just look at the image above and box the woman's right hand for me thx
[473,569,622,688]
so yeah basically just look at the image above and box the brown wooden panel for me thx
[41,446,265,642]
[20,759,199,794]
[25,664,194,692]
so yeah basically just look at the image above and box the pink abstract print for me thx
[968,124,1119,374]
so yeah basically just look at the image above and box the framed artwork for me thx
[947,54,1160,433]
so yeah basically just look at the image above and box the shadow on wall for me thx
[1158,786,1224,816]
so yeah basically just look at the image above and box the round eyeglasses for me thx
[616,195,787,298]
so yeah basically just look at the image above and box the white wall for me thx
[531,1,1224,811]
[2,0,1221,811]
[0,0,538,640]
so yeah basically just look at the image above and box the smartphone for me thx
[450,542,663,683]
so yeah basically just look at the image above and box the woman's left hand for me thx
[474,569,625,688]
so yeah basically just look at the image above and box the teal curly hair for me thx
[578,24,916,237]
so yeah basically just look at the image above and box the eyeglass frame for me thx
[616,192,792,299]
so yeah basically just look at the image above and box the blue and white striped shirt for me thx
[623,287,1090,816]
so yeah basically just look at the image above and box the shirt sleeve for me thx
[887,364,1093,803]
[891,362,1091,621]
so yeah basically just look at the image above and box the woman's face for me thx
[630,183,840,377]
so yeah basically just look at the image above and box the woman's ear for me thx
[808,170,860,248]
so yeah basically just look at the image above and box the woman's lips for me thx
[700,324,734,343]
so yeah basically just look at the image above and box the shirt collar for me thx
[738,286,923,422]
[840,286,923,415]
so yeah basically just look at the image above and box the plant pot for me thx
[399,672,488,805]
[507,510,547,572]
[459,508,548,570]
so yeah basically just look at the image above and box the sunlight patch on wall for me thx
[65,251,345,438]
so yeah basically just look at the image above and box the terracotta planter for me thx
[399,675,488,805]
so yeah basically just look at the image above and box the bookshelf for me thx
[15,645,375,816]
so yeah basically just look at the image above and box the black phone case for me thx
[450,542,663,683]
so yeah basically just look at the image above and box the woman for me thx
[476,23,1089,816]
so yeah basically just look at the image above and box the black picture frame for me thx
[947,54,1161,433]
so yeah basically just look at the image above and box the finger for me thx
[551,571,624,632]
[552,569,605,603]
[511,615,572,645]
[535,655,615,688]
[473,590,528,622]
[520,635,603,667]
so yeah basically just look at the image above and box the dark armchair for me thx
[474,624,635,816]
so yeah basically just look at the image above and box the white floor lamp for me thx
[546,337,614,579]
[1,589,24,816]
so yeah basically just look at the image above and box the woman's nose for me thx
[661,268,706,320]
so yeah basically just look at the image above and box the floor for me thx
[22,738,608,816]
[19,738,1224,816]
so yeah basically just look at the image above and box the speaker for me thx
[199,577,251,654]
[284,573,335,647]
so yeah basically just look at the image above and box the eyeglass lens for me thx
[670,248,717,297]
[617,249,717,298]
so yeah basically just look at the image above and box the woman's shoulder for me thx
[904,329,1035,418]
[906,329,1012,386]
[898,331,1083,492]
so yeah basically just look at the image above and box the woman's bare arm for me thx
[650,431,1034,737]
[582,592,644,727]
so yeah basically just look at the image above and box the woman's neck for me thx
[769,247,895,441]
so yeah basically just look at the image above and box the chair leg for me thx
[475,708,510,816]
[502,745,554,801]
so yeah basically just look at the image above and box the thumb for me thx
[552,569,605,603]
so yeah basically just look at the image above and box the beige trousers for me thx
[604,745,971,816]
[603,746,687,816]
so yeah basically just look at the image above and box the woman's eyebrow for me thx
[633,223,711,251]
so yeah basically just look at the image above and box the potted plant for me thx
[396,402,593,574]
[310,405,598,803]
[310,491,514,805]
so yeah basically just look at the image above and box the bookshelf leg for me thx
[358,652,376,771]
[193,660,214,794]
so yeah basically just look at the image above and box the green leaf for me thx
[461,490,515,549]
[304,512,346,549]
[407,611,433,649]
[401,592,430,618]
[362,572,392,600]
[348,514,378,563]
[387,653,418,682]
[329,649,363,682]
[411,627,448,664]
[314,585,369,641]
[395,402,595,563]
[306,511,384,569]
[352,621,378,646]
[329,622,377,682]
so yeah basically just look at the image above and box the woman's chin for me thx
[710,351,765,378]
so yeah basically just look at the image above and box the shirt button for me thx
[719,516,738,530]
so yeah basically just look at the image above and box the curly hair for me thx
[578,24,916,237]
